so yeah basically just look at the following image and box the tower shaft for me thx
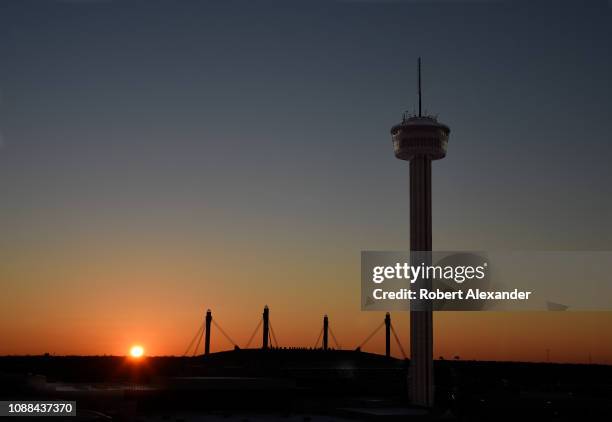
[409,155,434,407]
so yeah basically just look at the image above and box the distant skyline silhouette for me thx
[0,0,611,362]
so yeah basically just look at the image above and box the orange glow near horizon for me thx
[2,250,612,364]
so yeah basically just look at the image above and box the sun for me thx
[129,345,144,358]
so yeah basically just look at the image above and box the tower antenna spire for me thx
[418,57,422,117]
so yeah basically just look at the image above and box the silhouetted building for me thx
[385,312,391,358]
[262,305,269,350]
[204,309,212,355]
[323,315,329,351]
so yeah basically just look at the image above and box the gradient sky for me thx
[1,0,611,363]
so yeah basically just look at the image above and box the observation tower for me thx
[390,58,450,407]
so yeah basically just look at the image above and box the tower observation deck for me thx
[391,114,450,161]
